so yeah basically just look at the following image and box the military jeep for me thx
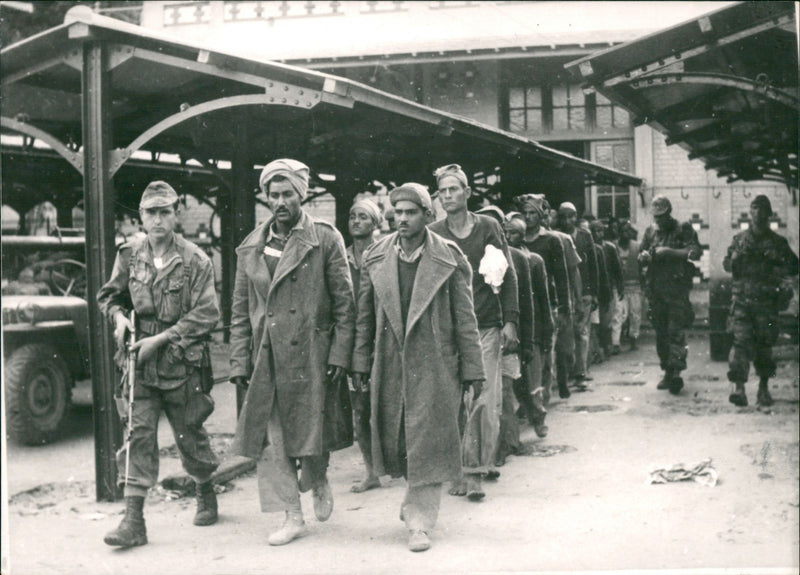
[2,233,90,445]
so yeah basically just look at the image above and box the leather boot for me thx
[656,371,674,390]
[104,496,147,547]
[194,481,218,526]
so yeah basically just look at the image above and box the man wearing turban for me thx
[229,159,355,545]
[346,198,383,494]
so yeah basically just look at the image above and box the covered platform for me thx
[1,7,639,501]
[566,1,798,191]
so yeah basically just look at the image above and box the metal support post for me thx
[227,120,255,414]
[82,42,123,501]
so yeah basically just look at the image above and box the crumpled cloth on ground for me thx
[648,458,718,487]
[478,244,508,294]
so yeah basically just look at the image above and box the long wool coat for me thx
[229,211,355,459]
[352,231,484,487]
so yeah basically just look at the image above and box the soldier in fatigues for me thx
[639,195,702,395]
[97,181,221,547]
[723,195,798,407]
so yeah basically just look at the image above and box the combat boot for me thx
[656,371,674,390]
[668,376,684,395]
[729,382,748,407]
[104,496,147,547]
[194,481,218,526]
[756,378,773,407]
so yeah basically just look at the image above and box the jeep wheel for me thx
[5,343,72,445]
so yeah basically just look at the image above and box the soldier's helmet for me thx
[651,195,672,216]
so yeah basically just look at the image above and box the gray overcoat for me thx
[352,230,484,487]
[229,211,355,459]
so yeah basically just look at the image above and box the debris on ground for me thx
[648,458,718,487]
[517,443,577,457]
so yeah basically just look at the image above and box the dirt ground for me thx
[3,331,799,574]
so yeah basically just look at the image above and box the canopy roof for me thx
[566,1,798,189]
[1,6,639,219]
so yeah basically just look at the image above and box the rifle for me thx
[124,310,137,487]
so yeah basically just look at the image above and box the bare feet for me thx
[350,476,381,493]
[448,481,466,496]
[466,475,485,501]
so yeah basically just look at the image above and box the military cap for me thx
[140,181,179,209]
[751,194,773,215]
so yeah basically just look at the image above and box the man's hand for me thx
[462,379,484,401]
[653,246,670,258]
[352,372,370,393]
[501,321,519,353]
[230,376,249,389]
[131,333,169,366]
[327,365,347,388]
[114,311,133,350]
[638,251,651,265]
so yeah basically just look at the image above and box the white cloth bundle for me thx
[478,244,508,294]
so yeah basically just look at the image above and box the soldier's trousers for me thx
[649,292,694,374]
[116,372,219,496]
[727,301,779,384]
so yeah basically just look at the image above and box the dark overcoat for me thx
[352,231,484,487]
[229,211,355,459]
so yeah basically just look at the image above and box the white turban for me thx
[259,158,310,199]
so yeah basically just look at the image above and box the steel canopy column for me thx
[82,42,122,502]
[224,121,255,413]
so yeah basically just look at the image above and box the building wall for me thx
[422,61,500,128]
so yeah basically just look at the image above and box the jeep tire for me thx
[5,343,72,445]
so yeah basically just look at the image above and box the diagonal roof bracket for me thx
[1,116,83,174]
[108,93,322,178]
[627,72,800,111]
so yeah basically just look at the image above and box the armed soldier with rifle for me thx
[638,195,702,395]
[723,194,798,407]
[97,181,221,548]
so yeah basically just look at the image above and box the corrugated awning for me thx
[566,1,798,189]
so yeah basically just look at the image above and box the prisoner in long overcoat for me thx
[229,210,355,459]
[352,230,485,487]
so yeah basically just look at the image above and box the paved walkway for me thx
[4,333,798,574]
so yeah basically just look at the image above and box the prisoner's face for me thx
[349,207,377,239]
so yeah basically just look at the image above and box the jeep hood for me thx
[2,295,87,325]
